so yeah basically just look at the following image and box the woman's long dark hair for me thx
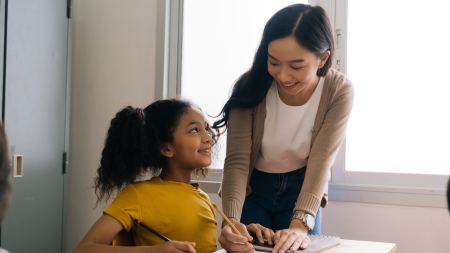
[95,99,218,202]
[213,4,334,130]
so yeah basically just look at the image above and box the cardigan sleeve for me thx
[295,79,354,216]
[221,107,253,220]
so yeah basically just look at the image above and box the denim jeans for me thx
[241,168,322,235]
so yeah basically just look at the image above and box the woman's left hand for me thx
[246,223,275,246]
[271,219,310,253]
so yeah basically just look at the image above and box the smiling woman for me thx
[212,3,353,253]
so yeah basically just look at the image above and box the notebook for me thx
[214,235,340,253]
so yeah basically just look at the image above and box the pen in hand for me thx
[133,219,171,242]
[211,203,243,236]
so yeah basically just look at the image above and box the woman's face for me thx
[267,36,329,105]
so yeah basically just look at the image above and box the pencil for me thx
[211,202,242,236]
[133,219,171,242]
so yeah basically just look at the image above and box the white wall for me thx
[323,201,450,253]
[64,0,162,252]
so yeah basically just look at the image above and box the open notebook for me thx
[214,235,340,253]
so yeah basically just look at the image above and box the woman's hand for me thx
[152,241,196,253]
[272,219,310,253]
[246,223,275,246]
[219,219,254,252]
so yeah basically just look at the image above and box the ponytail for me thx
[95,99,216,202]
[95,106,150,201]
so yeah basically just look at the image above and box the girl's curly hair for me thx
[95,99,219,202]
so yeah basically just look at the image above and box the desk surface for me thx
[214,239,396,253]
[324,239,396,253]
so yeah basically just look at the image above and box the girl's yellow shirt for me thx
[104,177,217,253]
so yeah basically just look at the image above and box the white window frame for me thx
[161,0,448,207]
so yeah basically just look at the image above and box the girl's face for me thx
[267,36,329,105]
[162,107,212,170]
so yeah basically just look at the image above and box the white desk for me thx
[324,239,396,253]
[214,239,396,253]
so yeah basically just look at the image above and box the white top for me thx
[255,78,324,173]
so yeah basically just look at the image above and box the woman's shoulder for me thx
[324,68,354,97]
[228,106,255,124]
[325,68,353,88]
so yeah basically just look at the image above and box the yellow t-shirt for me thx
[104,177,217,253]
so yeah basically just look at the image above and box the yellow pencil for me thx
[211,202,242,236]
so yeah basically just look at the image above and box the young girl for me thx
[75,99,219,253]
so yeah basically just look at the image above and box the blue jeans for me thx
[241,168,322,235]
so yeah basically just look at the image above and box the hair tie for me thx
[135,108,146,122]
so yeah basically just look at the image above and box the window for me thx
[165,0,448,206]
[345,0,450,176]
[331,0,448,207]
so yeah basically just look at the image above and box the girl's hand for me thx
[153,241,196,253]
[219,219,254,252]
[246,223,275,246]
[272,219,310,253]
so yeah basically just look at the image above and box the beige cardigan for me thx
[221,69,354,219]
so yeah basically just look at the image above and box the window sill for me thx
[192,169,222,193]
[329,183,447,208]
[193,169,448,208]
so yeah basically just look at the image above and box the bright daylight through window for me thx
[346,0,450,175]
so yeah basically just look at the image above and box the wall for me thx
[322,201,450,253]
[64,0,162,252]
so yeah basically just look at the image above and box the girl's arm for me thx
[74,214,196,253]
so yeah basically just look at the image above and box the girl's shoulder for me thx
[114,178,160,197]
[132,177,202,192]
[128,177,162,190]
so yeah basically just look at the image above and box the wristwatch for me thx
[291,211,315,231]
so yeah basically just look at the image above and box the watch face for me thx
[306,214,315,228]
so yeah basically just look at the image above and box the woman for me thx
[214,4,354,253]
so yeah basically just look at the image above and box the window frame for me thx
[162,0,448,207]
[331,0,447,208]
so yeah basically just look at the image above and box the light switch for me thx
[12,154,23,178]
